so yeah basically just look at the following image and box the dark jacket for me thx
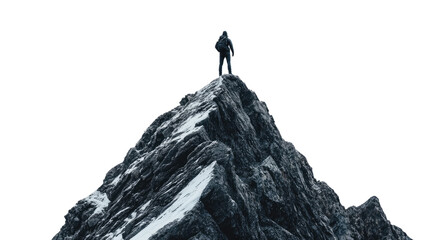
[217,34,234,55]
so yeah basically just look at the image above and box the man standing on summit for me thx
[215,31,234,76]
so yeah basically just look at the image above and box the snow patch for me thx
[130,161,217,240]
[155,77,223,145]
[104,233,123,240]
[176,110,211,135]
[112,207,130,219]
[106,201,151,240]
[126,155,147,175]
[110,175,122,186]
[170,107,216,142]
[85,191,110,216]
[109,155,148,187]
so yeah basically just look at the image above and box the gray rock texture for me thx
[54,75,411,240]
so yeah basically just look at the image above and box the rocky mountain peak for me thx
[54,75,411,240]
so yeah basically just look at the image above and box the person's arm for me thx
[229,39,234,56]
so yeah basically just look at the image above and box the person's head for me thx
[222,31,228,37]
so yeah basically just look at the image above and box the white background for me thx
[1,1,428,239]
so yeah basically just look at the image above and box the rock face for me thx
[54,75,411,240]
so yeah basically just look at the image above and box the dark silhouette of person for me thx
[216,31,234,76]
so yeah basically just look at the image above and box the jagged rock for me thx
[54,75,411,240]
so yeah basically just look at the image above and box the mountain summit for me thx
[54,75,411,240]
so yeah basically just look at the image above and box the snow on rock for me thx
[108,154,148,187]
[110,175,121,186]
[104,234,123,240]
[85,191,110,216]
[105,201,152,240]
[54,75,411,240]
[130,161,217,240]
[158,77,224,144]
[170,109,213,142]
[125,155,147,175]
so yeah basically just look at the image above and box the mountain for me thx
[53,75,411,240]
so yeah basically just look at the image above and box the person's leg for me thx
[226,52,232,74]
[219,53,225,76]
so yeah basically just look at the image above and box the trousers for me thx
[219,52,231,76]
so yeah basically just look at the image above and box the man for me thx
[215,31,234,76]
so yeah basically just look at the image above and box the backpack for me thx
[215,36,229,52]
